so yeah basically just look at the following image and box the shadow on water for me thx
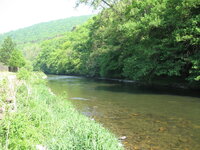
[47,75,200,150]
[94,84,200,98]
[48,75,200,98]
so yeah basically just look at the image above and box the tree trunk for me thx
[9,66,18,72]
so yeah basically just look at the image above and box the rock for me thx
[0,107,5,113]
[70,97,89,101]
[6,98,13,103]
[155,120,161,123]
[193,125,200,129]
[179,138,187,143]
[132,113,139,116]
[42,75,47,79]
[151,146,161,150]
[133,146,139,150]
[119,136,127,140]
[36,145,47,150]
[158,127,166,132]
[118,143,123,147]
[0,114,3,120]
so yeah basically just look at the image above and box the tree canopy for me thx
[34,0,199,85]
[0,15,92,45]
[0,36,26,69]
[8,50,26,68]
[0,37,16,65]
[76,0,120,9]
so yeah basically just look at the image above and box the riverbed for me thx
[47,75,200,150]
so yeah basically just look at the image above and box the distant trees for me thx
[0,37,25,71]
[32,0,200,85]
[0,37,16,65]
[0,15,92,45]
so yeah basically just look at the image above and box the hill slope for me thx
[0,15,92,44]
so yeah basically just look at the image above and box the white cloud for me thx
[0,0,95,34]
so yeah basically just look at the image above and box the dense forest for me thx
[0,0,199,86]
[34,0,200,86]
[0,15,92,45]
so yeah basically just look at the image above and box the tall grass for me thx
[0,72,123,150]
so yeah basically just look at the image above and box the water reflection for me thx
[47,75,200,150]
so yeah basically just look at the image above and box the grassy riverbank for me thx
[0,71,123,150]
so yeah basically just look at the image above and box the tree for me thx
[0,37,16,65]
[76,0,120,9]
[8,50,26,68]
[35,0,200,85]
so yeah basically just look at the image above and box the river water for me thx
[47,75,200,150]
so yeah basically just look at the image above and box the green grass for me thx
[0,72,123,150]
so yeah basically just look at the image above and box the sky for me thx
[0,0,95,34]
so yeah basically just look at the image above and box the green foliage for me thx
[8,50,26,68]
[0,37,27,70]
[22,43,41,62]
[0,15,92,45]
[0,113,42,150]
[23,60,33,71]
[76,0,120,9]
[17,68,31,80]
[35,0,200,85]
[0,73,123,150]
[34,21,91,75]
[0,37,16,65]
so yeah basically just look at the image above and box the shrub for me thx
[17,68,31,80]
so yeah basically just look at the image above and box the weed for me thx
[0,73,123,150]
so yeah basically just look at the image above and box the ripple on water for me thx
[47,75,200,150]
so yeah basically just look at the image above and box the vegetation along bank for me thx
[0,0,199,149]
[0,71,123,149]
[34,0,200,88]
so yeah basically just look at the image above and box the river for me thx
[47,75,200,150]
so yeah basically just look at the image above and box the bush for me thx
[0,72,123,150]
[17,68,31,80]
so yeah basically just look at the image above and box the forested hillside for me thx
[34,0,199,87]
[0,15,92,45]
[35,0,200,86]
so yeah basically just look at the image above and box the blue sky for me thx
[0,0,95,34]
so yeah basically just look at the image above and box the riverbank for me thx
[93,76,200,90]
[47,75,200,150]
[47,73,200,91]
[0,71,123,150]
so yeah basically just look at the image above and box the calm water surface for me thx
[47,75,200,150]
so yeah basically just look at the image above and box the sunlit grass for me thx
[0,72,123,150]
